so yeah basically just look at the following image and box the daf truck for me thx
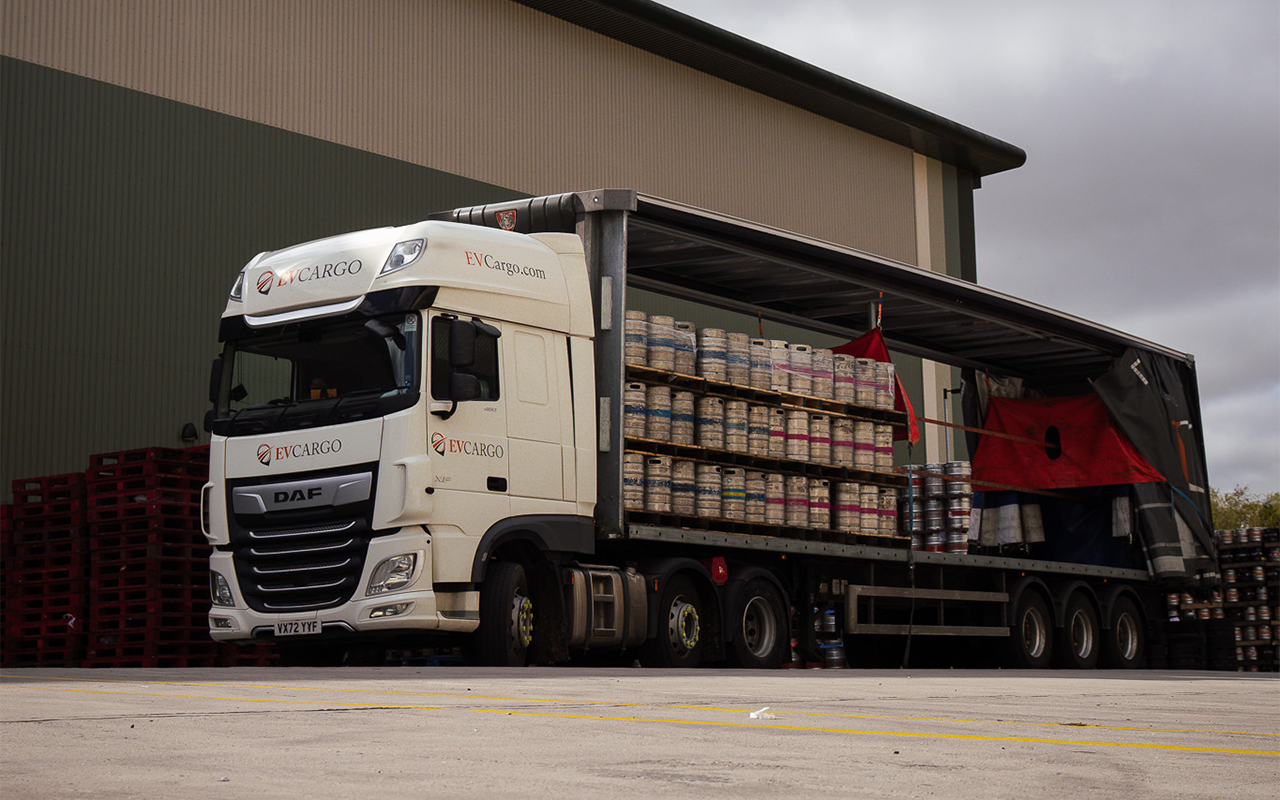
[203,190,1216,668]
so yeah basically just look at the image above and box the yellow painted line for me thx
[666,704,1280,739]
[475,708,1280,756]
[7,674,1278,741]
[8,683,1279,757]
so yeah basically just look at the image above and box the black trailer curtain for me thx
[1094,347,1216,582]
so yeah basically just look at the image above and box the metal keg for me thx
[623,383,647,438]
[809,414,831,464]
[786,344,813,396]
[672,321,697,375]
[784,475,810,527]
[671,460,696,515]
[785,410,810,462]
[622,452,645,509]
[724,400,749,453]
[645,384,671,442]
[809,478,831,529]
[670,391,695,445]
[624,310,647,367]
[811,348,834,400]
[646,315,675,372]
[721,467,746,521]
[833,354,856,403]
[697,327,727,381]
[644,456,672,513]
[726,332,751,386]
[695,463,722,518]
[696,396,725,450]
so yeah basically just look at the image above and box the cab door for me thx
[425,312,509,532]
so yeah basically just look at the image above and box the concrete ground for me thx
[1,668,1277,799]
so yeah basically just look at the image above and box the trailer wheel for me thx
[728,578,788,669]
[475,562,533,666]
[1056,594,1100,669]
[640,574,704,668]
[1009,591,1053,669]
[1102,596,1145,669]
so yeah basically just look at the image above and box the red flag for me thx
[832,328,920,443]
[973,395,1164,490]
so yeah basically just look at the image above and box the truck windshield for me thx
[213,312,421,435]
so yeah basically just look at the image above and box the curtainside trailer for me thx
[202,189,1216,668]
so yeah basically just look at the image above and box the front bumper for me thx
[207,526,477,643]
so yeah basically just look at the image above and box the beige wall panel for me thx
[2,0,917,263]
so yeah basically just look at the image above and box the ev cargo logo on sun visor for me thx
[256,439,343,466]
[463,250,547,280]
[255,260,364,295]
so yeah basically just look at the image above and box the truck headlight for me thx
[380,239,425,276]
[367,553,418,596]
[210,571,236,607]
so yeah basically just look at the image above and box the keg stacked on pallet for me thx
[621,312,906,542]
[1,474,89,667]
[1216,527,1279,672]
[80,447,218,667]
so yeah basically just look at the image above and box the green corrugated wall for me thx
[0,57,520,499]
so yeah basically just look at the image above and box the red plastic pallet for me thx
[88,598,209,621]
[2,592,89,615]
[89,529,207,552]
[89,583,207,607]
[6,646,83,668]
[87,487,201,510]
[92,541,210,565]
[10,499,85,520]
[88,616,211,638]
[7,542,88,572]
[7,565,86,587]
[85,473,208,495]
[90,563,209,587]
[89,446,210,469]
[12,511,86,532]
[7,526,86,547]
[87,516,203,536]
[11,473,85,503]
[86,500,200,525]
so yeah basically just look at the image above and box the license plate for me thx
[274,620,320,636]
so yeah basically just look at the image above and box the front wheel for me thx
[639,574,705,668]
[475,562,534,666]
[1008,591,1053,669]
[728,578,788,669]
[1102,596,1145,669]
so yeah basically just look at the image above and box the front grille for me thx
[224,465,379,614]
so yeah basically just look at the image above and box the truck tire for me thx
[728,578,788,669]
[475,562,534,667]
[1056,594,1100,669]
[1009,591,1053,669]
[1102,596,1145,669]
[639,574,704,668]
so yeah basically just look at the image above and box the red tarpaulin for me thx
[832,328,919,443]
[972,394,1164,490]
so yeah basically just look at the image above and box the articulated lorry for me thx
[203,190,1216,668]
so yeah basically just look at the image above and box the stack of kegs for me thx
[899,462,973,552]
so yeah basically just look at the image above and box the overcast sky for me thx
[660,0,1280,494]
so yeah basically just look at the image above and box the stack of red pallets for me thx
[2,446,279,668]
[1,473,89,667]
[81,447,217,668]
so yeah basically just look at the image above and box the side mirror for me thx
[449,372,481,403]
[449,319,476,368]
[208,355,224,404]
[203,408,216,433]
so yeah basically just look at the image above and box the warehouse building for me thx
[0,0,1025,499]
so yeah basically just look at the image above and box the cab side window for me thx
[431,317,500,401]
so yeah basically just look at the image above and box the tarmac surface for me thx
[1,667,1277,799]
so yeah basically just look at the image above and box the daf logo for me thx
[275,487,323,504]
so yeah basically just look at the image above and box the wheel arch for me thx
[469,514,593,583]
[1099,585,1148,631]
[634,556,724,650]
[1053,580,1101,629]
